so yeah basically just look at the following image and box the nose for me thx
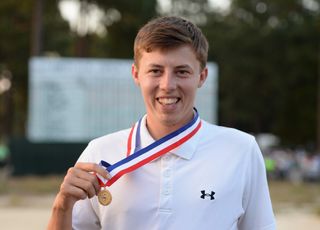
[159,71,176,91]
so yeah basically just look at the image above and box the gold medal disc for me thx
[98,189,112,206]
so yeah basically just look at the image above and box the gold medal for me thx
[98,189,112,206]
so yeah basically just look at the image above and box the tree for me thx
[0,0,71,138]
[94,0,158,58]
[203,0,320,148]
[0,0,159,139]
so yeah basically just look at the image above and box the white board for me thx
[27,57,218,142]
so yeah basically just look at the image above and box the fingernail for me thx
[106,172,111,179]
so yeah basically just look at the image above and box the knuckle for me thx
[83,181,92,191]
[87,193,95,199]
[73,189,86,200]
[87,189,94,198]
[89,173,98,182]
[59,183,71,196]
[80,191,87,200]
[67,167,74,174]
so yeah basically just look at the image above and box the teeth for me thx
[158,98,178,105]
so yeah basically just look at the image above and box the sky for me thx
[59,0,231,36]
[158,0,231,12]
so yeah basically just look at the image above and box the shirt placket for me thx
[158,154,174,228]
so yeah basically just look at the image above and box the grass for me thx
[268,180,320,215]
[0,171,63,207]
[0,173,63,195]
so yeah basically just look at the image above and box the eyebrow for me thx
[147,64,193,69]
[147,64,163,68]
[175,65,192,69]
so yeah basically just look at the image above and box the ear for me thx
[131,64,140,86]
[198,67,208,88]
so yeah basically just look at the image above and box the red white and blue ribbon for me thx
[97,110,201,187]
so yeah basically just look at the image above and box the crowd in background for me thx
[264,147,320,183]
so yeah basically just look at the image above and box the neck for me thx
[146,123,177,140]
[145,113,195,140]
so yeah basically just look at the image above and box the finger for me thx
[75,169,101,195]
[66,167,101,195]
[75,162,111,179]
[60,181,88,200]
[69,176,97,198]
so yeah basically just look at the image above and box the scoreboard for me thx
[27,57,218,142]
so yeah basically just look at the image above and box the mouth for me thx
[156,97,180,105]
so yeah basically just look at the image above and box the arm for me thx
[47,162,109,230]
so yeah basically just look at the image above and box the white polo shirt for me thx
[72,117,276,230]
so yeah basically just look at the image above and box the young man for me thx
[47,16,276,230]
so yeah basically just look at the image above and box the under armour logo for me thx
[200,190,215,200]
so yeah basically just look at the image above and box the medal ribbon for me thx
[97,110,201,187]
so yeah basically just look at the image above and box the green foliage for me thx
[0,0,72,136]
[94,0,158,58]
[0,0,318,149]
[0,0,34,135]
[203,0,319,147]
[42,0,73,56]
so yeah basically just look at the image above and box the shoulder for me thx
[200,120,255,147]
[199,120,261,161]
[78,128,131,163]
[88,128,131,149]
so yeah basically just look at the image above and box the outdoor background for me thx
[0,0,320,229]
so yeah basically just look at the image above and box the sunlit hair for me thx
[134,16,209,70]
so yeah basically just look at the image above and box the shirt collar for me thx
[139,115,202,160]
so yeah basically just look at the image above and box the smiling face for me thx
[132,45,208,139]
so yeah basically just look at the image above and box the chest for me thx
[96,147,248,229]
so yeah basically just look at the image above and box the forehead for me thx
[138,45,200,68]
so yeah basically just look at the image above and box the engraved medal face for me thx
[98,189,112,206]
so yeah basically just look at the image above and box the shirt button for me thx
[164,189,170,195]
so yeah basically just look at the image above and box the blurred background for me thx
[0,0,320,229]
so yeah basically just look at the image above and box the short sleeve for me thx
[72,198,101,230]
[238,138,276,230]
[77,141,95,163]
[72,142,101,230]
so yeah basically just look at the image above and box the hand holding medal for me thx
[61,162,112,207]
[55,162,110,211]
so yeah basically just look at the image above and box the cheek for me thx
[184,81,198,94]
[139,82,154,97]
[141,79,157,90]
[184,87,198,102]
